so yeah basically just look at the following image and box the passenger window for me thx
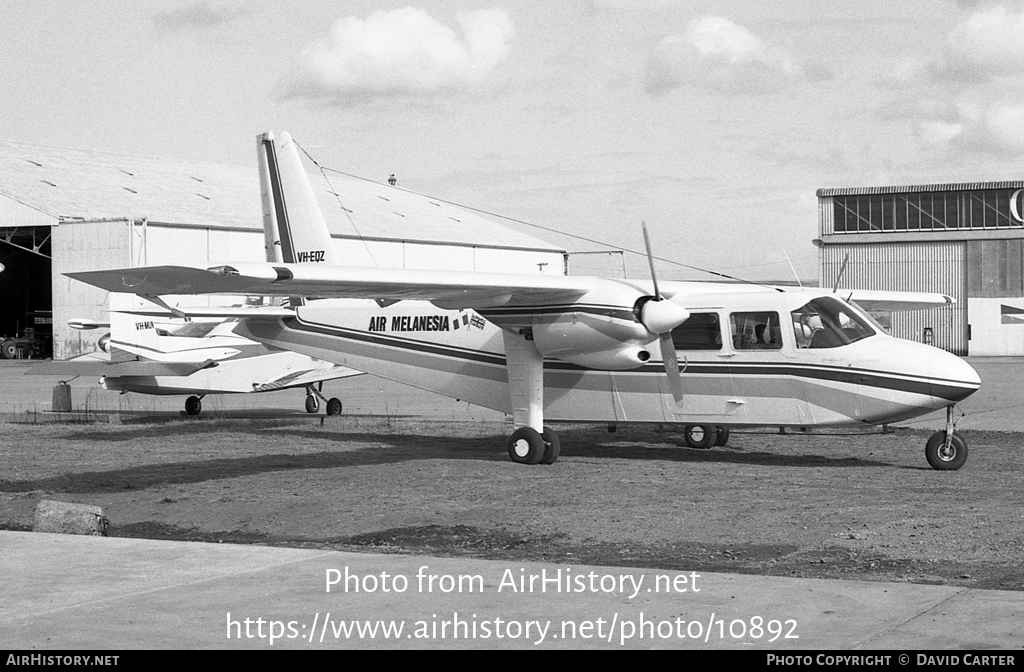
[671,312,722,350]
[730,312,782,350]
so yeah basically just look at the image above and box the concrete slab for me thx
[0,531,1020,650]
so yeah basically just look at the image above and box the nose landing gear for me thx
[925,405,968,470]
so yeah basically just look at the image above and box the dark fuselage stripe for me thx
[284,317,977,401]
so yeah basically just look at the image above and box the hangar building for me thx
[817,182,1024,356]
[0,139,566,360]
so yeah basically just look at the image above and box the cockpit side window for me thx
[671,312,722,350]
[730,312,782,350]
[791,297,875,349]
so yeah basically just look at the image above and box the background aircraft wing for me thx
[67,263,597,309]
[840,289,956,311]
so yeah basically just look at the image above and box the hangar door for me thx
[0,226,52,358]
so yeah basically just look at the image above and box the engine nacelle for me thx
[532,311,654,370]
[558,346,652,370]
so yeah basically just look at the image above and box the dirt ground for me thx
[1,415,1021,592]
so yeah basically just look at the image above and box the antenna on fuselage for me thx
[832,252,850,293]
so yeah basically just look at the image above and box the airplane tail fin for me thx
[108,293,161,362]
[257,131,342,267]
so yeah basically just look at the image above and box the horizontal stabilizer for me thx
[841,289,956,312]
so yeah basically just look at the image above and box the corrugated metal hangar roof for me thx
[817,181,1024,197]
[0,138,561,252]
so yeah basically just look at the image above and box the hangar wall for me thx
[817,183,1024,356]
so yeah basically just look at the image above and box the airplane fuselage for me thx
[234,288,979,429]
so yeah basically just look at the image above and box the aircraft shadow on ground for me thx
[1,425,896,495]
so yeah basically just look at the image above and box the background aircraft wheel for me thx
[507,427,545,465]
[305,395,319,413]
[540,427,560,465]
[684,424,717,449]
[326,398,343,416]
[714,426,730,446]
[0,339,16,360]
[925,431,968,471]
[184,396,202,416]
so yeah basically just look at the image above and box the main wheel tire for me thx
[540,427,560,465]
[684,424,717,449]
[185,396,202,416]
[714,426,730,446]
[925,431,968,471]
[326,398,343,416]
[0,340,16,360]
[508,427,545,465]
[305,395,319,413]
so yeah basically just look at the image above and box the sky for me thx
[3,0,1024,282]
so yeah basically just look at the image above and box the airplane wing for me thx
[28,358,218,377]
[251,366,365,392]
[840,289,956,312]
[66,263,597,309]
[116,305,296,320]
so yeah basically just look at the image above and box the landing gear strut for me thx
[502,330,560,465]
[925,405,968,470]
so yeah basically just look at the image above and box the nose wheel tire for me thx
[925,431,968,471]
[305,395,319,413]
[326,398,343,416]
[185,396,202,416]
[684,424,718,449]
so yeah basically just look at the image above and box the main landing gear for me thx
[305,383,343,416]
[682,424,730,449]
[507,426,560,465]
[185,395,204,416]
[925,405,968,470]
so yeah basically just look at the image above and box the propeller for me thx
[639,221,690,405]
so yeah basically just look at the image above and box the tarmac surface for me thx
[1,357,1022,650]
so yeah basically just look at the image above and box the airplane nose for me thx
[929,349,981,404]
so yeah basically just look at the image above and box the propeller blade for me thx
[659,332,683,404]
[641,220,661,300]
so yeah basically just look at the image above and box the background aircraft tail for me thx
[108,293,162,362]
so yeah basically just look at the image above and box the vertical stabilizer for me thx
[108,293,160,362]
[256,131,341,266]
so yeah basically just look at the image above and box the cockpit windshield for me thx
[791,297,875,349]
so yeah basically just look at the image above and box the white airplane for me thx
[66,131,981,469]
[31,296,363,416]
